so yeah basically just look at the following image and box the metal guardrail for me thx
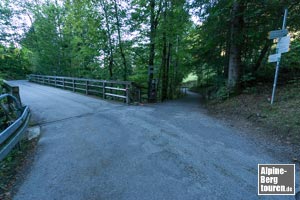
[0,94,31,161]
[28,74,141,104]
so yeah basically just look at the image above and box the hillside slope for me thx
[206,83,300,147]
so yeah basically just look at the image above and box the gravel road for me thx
[11,80,298,200]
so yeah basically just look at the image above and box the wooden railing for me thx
[28,74,141,104]
[3,80,22,105]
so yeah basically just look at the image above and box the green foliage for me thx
[215,85,230,100]
[189,0,300,96]
[281,38,300,70]
[0,0,13,43]
[0,1,32,80]
[0,44,32,80]
[0,79,2,94]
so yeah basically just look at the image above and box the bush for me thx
[215,85,230,100]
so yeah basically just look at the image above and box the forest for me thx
[0,0,300,101]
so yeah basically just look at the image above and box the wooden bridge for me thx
[28,74,142,104]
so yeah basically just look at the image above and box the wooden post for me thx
[3,80,22,105]
[103,82,105,99]
[72,79,75,92]
[126,84,130,104]
[86,81,89,95]
[63,78,65,89]
[138,88,141,103]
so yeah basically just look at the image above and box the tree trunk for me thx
[161,31,168,101]
[161,0,168,101]
[101,0,114,79]
[228,1,244,93]
[148,0,162,102]
[113,0,128,81]
[167,43,172,98]
[174,35,180,88]
[148,0,156,102]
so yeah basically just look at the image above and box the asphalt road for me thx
[11,80,298,200]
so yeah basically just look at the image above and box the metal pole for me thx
[282,9,288,30]
[271,55,281,104]
[271,8,288,105]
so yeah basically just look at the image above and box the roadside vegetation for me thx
[0,138,38,200]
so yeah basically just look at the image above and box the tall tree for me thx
[98,0,114,79]
[113,0,128,80]
[22,3,64,74]
[147,0,163,102]
[227,0,244,92]
[0,0,12,44]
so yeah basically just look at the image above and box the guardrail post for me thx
[63,78,65,89]
[54,77,57,87]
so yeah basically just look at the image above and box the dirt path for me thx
[11,81,298,200]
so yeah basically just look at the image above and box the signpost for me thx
[268,8,289,105]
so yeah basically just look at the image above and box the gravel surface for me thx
[10,80,298,200]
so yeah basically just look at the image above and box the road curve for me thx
[11,80,297,200]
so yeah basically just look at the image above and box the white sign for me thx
[277,35,290,53]
[277,35,290,47]
[268,29,288,39]
[278,47,290,54]
[268,53,281,63]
